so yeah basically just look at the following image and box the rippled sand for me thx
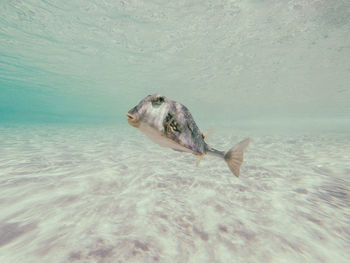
[0,124,349,263]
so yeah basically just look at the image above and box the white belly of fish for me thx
[138,123,194,154]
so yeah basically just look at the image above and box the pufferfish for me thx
[126,94,250,177]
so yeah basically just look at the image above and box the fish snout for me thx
[126,113,136,120]
[126,108,140,127]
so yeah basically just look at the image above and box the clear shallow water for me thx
[1,0,349,122]
[0,125,349,262]
[1,0,350,262]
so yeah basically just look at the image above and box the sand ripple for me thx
[0,124,349,262]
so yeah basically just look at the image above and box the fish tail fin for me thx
[224,138,250,177]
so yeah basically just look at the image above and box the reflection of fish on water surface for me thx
[126,94,250,177]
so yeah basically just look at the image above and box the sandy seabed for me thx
[0,124,349,263]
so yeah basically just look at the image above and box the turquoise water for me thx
[0,1,350,262]
[1,0,349,125]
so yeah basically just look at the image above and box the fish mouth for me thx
[126,113,139,127]
[126,113,135,120]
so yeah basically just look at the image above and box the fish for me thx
[126,94,250,177]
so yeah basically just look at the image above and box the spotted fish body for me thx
[126,94,250,177]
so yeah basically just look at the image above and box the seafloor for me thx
[0,124,349,263]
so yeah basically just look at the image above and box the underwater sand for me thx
[0,124,349,263]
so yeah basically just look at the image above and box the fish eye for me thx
[152,96,165,107]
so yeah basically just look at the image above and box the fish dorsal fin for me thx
[202,128,214,141]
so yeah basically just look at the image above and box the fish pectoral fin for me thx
[195,154,205,167]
